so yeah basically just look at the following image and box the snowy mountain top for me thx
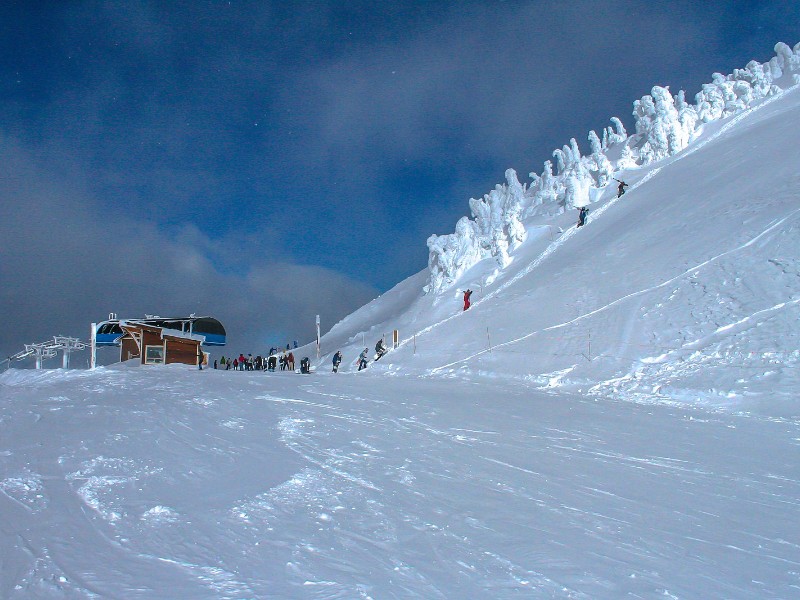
[426,41,800,293]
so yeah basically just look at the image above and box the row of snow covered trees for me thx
[426,42,800,293]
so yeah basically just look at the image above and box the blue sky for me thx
[1,0,798,359]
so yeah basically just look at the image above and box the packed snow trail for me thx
[2,367,800,598]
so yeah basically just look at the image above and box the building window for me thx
[144,345,165,365]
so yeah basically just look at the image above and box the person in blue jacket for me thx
[358,348,369,371]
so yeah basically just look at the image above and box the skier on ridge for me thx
[577,206,589,228]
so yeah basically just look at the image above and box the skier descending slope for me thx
[463,289,473,311]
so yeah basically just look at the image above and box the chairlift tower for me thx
[53,336,87,369]
[25,343,58,370]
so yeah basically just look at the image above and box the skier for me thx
[375,339,388,361]
[197,347,203,371]
[358,348,369,371]
[616,179,628,198]
[577,206,588,227]
[267,355,277,372]
[300,357,310,374]
[287,352,295,371]
[463,289,473,311]
[332,350,343,373]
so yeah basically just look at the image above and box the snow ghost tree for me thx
[601,117,627,149]
[553,139,593,209]
[587,130,613,188]
[635,86,692,163]
[425,217,483,292]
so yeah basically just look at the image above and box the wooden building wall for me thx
[119,324,203,366]
[165,336,202,366]
[121,337,140,362]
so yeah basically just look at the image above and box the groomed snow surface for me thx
[3,63,800,599]
[2,365,799,599]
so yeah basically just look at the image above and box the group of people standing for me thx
[215,350,295,372]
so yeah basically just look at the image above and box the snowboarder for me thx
[267,355,277,372]
[358,348,369,371]
[577,206,588,227]
[375,339,388,361]
[616,179,628,198]
[300,357,311,374]
[332,350,343,373]
[463,289,473,311]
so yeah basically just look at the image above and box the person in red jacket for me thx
[287,352,295,371]
[463,289,473,311]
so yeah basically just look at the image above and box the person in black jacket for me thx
[375,339,388,360]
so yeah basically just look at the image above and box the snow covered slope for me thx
[319,80,800,417]
[2,364,800,598]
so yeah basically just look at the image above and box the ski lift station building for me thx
[93,315,225,366]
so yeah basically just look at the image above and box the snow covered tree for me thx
[425,217,483,292]
[601,117,627,149]
[587,129,613,188]
[635,86,694,163]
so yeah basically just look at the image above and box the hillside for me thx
[318,70,800,417]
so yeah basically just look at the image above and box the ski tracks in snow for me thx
[225,382,577,597]
[431,208,800,374]
[406,89,799,375]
